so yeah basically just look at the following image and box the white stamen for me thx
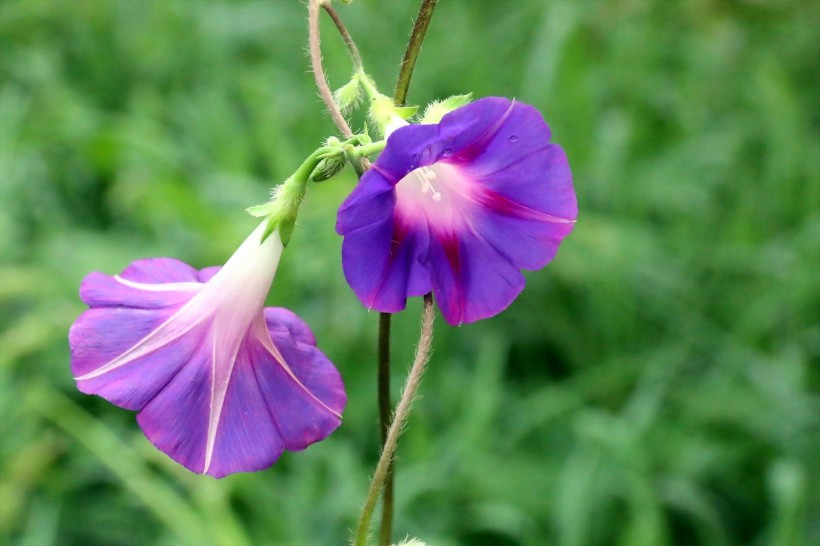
[414,166,442,203]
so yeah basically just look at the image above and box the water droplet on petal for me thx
[442,148,453,157]
[508,135,519,143]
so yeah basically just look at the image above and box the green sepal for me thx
[391,540,429,546]
[246,202,274,218]
[275,219,295,247]
[420,93,474,124]
[371,100,417,123]
[369,95,398,130]
[394,105,418,119]
[333,77,363,115]
[247,176,307,247]
[310,153,347,182]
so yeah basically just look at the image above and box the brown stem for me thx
[320,2,363,71]
[307,0,354,138]
[394,0,439,106]
[354,295,436,546]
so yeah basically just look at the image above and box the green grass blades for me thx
[0,0,817,545]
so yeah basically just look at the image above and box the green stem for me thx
[377,4,439,544]
[251,144,338,242]
[349,140,387,159]
[357,71,383,101]
[393,0,439,107]
[295,146,336,181]
[320,2,363,71]
[376,312,393,546]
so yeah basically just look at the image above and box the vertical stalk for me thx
[306,2,439,544]
[378,3,438,544]
[376,312,394,546]
[354,295,436,546]
[394,0,438,106]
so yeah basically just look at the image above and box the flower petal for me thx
[337,96,577,323]
[464,142,577,224]
[470,203,575,271]
[265,308,347,416]
[120,258,201,284]
[70,306,199,410]
[335,169,396,235]
[130,313,344,478]
[442,98,548,167]
[255,320,343,450]
[197,266,222,283]
[367,123,442,183]
[340,216,431,312]
[136,340,214,474]
[70,224,346,478]
[427,228,525,325]
[373,97,520,181]
[198,326,290,478]
[80,271,200,309]
[131,325,290,478]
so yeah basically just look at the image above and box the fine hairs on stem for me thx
[305,3,439,545]
[320,2,363,72]
[379,3,438,543]
[307,0,369,172]
[354,294,436,546]
[394,0,438,106]
[307,0,354,138]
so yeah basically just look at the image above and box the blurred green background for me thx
[1,0,818,545]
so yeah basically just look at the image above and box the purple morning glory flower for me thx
[69,224,346,478]
[336,97,577,325]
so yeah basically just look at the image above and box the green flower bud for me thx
[420,93,473,124]
[334,77,363,115]
[310,153,346,182]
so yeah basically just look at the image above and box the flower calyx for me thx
[419,93,473,124]
[247,177,306,246]
[355,71,417,137]
[248,134,386,244]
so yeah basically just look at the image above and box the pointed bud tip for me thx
[420,93,474,124]
[310,154,346,182]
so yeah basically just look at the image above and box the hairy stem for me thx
[320,2,363,71]
[355,295,436,546]
[394,0,439,106]
[307,0,354,138]
[378,3,439,544]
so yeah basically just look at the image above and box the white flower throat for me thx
[395,162,474,232]
[414,166,442,202]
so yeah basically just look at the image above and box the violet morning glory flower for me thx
[69,223,346,478]
[336,97,577,325]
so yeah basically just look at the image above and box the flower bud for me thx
[310,153,347,182]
